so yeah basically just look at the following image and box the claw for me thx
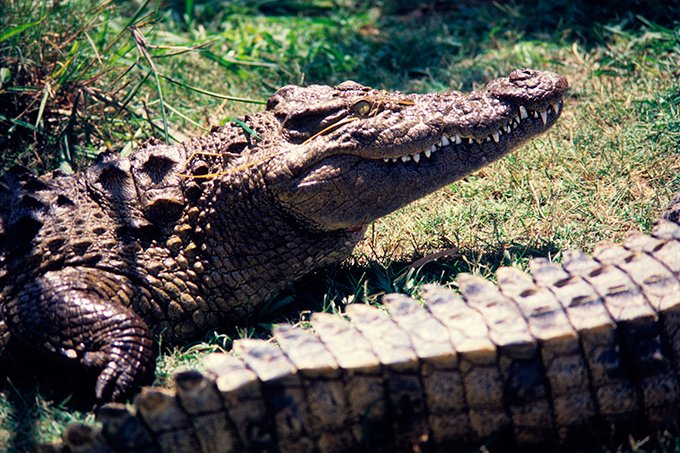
[5,267,157,402]
[93,321,156,402]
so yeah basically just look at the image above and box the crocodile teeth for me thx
[307,102,549,168]
[550,101,560,114]
[519,106,528,119]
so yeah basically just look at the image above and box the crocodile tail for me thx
[60,199,680,452]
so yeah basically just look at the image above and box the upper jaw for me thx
[284,69,568,168]
[379,98,564,164]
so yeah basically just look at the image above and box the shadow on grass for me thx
[1,382,40,453]
[1,353,98,452]
[255,238,563,326]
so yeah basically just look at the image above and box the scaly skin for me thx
[60,198,680,452]
[0,69,567,401]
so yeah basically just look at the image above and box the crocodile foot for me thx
[4,267,156,401]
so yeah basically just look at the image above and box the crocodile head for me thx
[255,69,568,232]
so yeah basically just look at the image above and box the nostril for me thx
[509,68,537,82]
[266,96,281,110]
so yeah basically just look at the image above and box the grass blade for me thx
[0,16,45,42]
[163,101,208,132]
[34,84,51,130]
[130,26,168,142]
[159,72,266,104]
[0,113,37,131]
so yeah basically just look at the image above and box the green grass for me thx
[1,0,680,450]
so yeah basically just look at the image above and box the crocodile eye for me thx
[352,100,372,117]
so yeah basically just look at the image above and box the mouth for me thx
[379,100,563,164]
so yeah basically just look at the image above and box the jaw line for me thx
[357,99,564,165]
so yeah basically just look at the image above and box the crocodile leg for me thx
[4,267,156,402]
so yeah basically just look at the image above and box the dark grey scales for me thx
[15,70,678,451]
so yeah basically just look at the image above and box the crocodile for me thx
[0,68,568,403]
[59,197,680,452]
